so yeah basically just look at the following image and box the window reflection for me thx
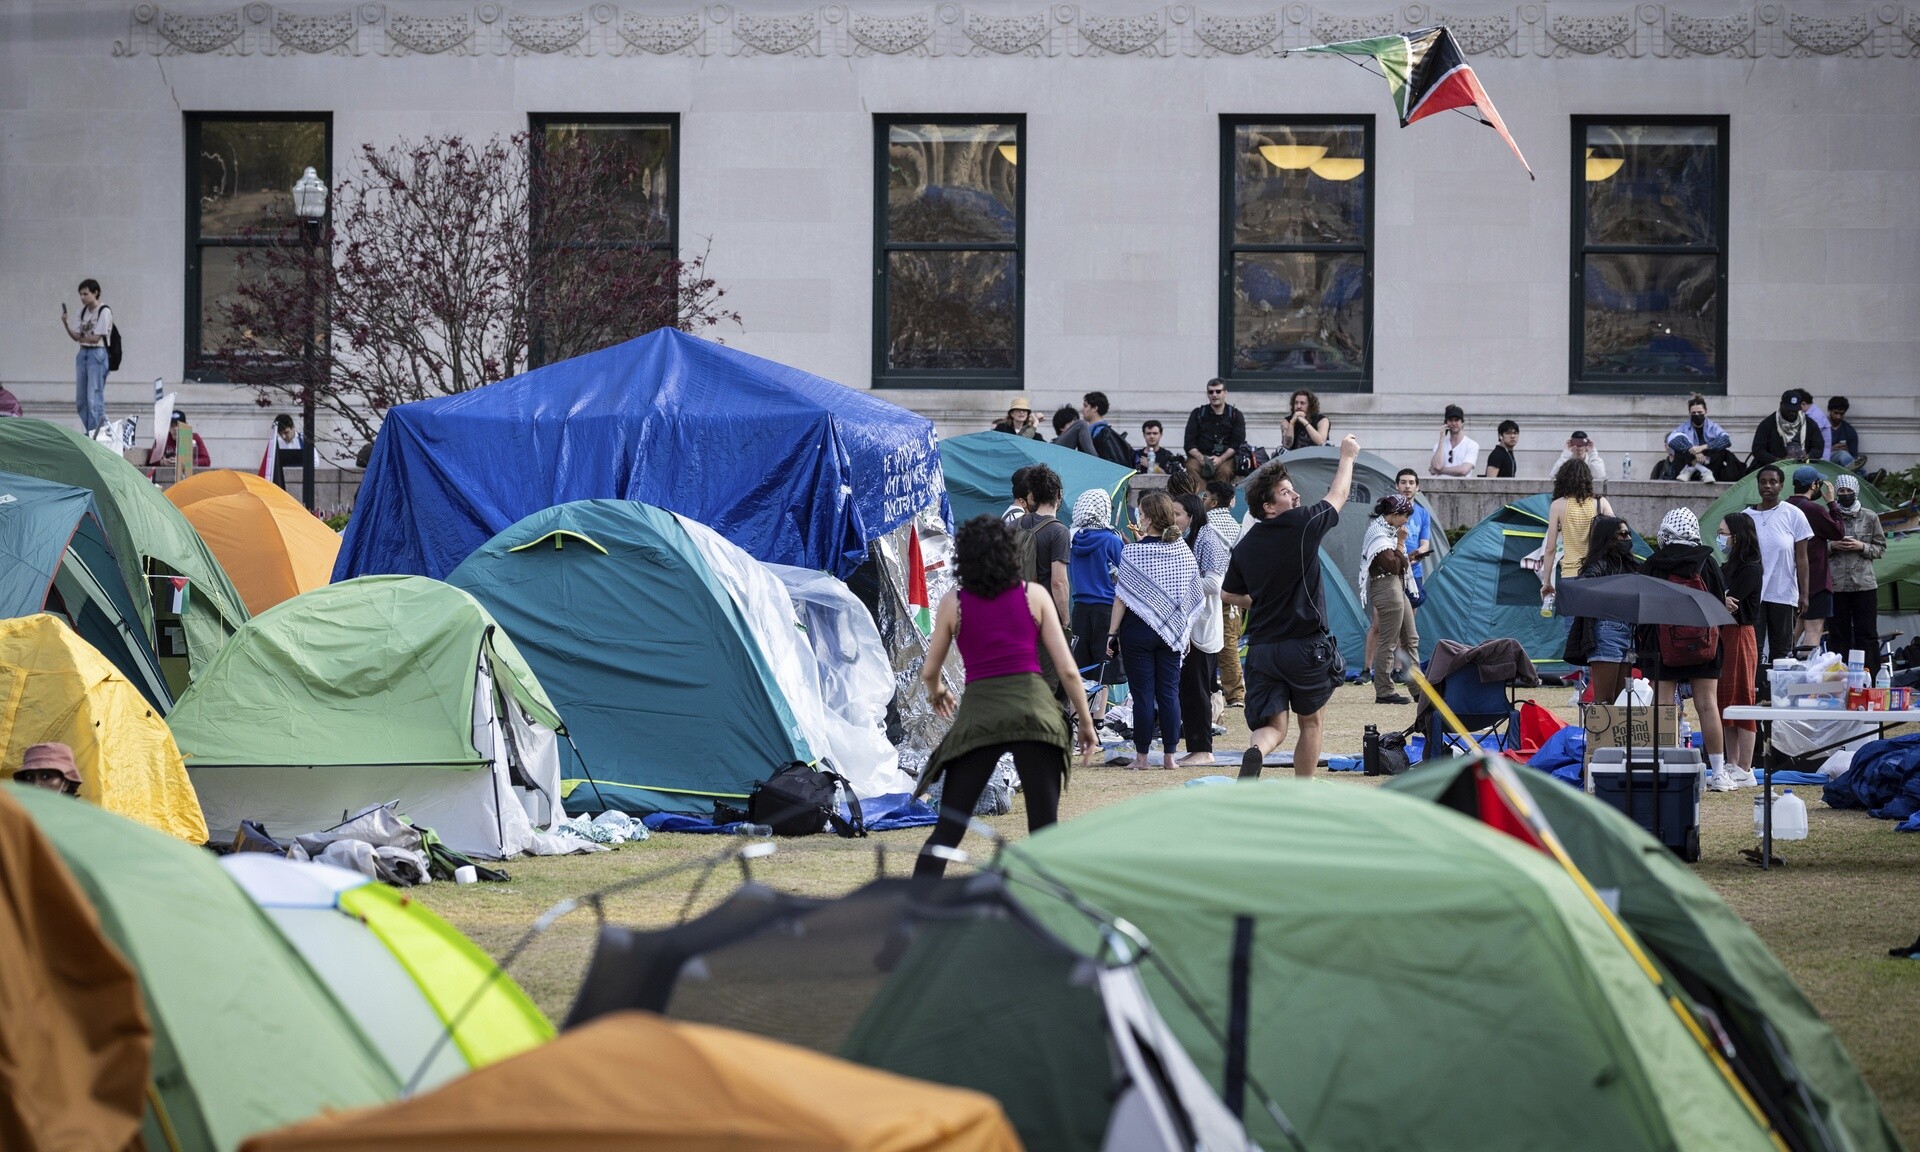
[1582,254,1718,377]
[887,124,1018,244]
[1584,124,1717,246]
[886,251,1017,371]
[540,123,672,245]
[1233,124,1367,246]
[1232,253,1368,374]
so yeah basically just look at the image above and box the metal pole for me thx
[301,218,318,511]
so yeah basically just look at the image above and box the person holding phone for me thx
[60,279,113,434]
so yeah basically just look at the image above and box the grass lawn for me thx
[416,683,1920,1144]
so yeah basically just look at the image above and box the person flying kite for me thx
[1301,25,1533,178]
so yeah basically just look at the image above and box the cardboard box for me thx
[1582,704,1680,750]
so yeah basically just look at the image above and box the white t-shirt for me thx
[76,304,113,347]
[1432,434,1480,474]
[1744,502,1813,605]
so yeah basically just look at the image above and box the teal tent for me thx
[941,432,1134,527]
[1387,758,1902,1152]
[1416,494,1649,667]
[448,501,848,817]
[0,469,171,709]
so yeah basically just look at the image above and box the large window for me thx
[1219,117,1373,390]
[873,116,1024,389]
[185,114,330,378]
[1571,117,1729,393]
[528,114,677,366]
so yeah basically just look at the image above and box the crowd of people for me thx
[990,381,1875,485]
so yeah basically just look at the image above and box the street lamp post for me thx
[291,166,328,511]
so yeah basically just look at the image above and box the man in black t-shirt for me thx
[1484,420,1519,478]
[1223,435,1359,779]
[1013,465,1071,622]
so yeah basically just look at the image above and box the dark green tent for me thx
[1008,781,1780,1152]
[0,469,170,709]
[1387,758,1903,1152]
[940,432,1133,527]
[1877,533,1920,614]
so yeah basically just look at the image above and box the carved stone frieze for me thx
[1195,12,1279,53]
[108,3,1920,61]
[1078,11,1164,53]
[850,10,934,53]
[1664,10,1751,54]
[734,10,818,53]
[1548,11,1633,53]
[617,10,702,52]
[962,11,1051,52]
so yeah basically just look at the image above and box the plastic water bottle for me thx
[1846,650,1869,709]
[1540,592,1555,618]
[1679,710,1692,749]
[1621,454,1631,481]
[1875,663,1894,709]
[728,823,773,837]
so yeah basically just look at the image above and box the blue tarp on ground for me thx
[336,329,947,581]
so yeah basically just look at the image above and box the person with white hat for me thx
[991,396,1044,440]
[12,743,82,796]
[1826,472,1886,679]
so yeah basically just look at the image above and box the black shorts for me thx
[1244,636,1340,724]
[1070,602,1125,685]
[1805,589,1833,621]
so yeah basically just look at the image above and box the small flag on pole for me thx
[906,526,933,637]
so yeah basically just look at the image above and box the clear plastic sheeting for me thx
[865,508,963,783]
[768,563,913,799]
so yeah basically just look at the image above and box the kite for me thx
[1300,25,1533,179]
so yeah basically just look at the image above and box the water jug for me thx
[1755,789,1809,841]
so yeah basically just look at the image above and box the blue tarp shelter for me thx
[336,330,946,581]
[940,432,1134,527]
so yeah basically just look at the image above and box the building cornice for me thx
[114,2,1920,59]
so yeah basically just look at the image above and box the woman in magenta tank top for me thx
[914,516,1097,879]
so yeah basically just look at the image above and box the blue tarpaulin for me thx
[336,329,947,581]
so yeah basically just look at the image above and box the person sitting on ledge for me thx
[1664,393,1739,482]
[1484,420,1520,478]
[1550,430,1606,486]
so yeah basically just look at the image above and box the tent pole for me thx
[1224,915,1254,1120]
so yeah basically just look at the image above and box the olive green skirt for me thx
[915,672,1072,797]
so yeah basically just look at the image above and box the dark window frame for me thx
[184,112,333,382]
[527,113,680,368]
[1569,114,1730,396]
[1218,114,1375,393]
[872,114,1025,391]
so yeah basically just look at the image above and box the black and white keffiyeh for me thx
[1658,507,1700,548]
[1191,522,1230,579]
[1205,507,1242,549]
[1117,539,1203,651]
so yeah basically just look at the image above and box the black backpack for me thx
[1012,515,1064,690]
[1091,422,1133,467]
[749,765,866,837]
[105,307,124,372]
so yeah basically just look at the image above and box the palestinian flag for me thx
[1303,25,1533,178]
[905,526,933,637]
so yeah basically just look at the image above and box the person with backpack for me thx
[1012,465,1071,623]
[1640,508,1728,786]
[913,516,1097,880]
[60,278,115,434]
[1184,379,1247,482]
[1065,391,1132,466]
[1106,493,1203,769]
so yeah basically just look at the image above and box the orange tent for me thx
[0,785,151,1152]
[165,471,339,614]
[243,1011,1023,1152]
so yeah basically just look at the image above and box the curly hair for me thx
[1551,456,1594,503]
[1289,389,1322,425]
[1245,461,1292,518]
[1025,464,1063,508]
[954,515,1022,597]
[1136,492,1183,543]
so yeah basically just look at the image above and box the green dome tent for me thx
[8,782,397,1152]
[0,419,248,694]
[0,469,171,710]
[940,432,1134,527]
[168,576,567,858]
[1008,782,1779,1152]
[1416,494,1650,666]
[1386,758,1902,1152]
[1877,533,1920,614]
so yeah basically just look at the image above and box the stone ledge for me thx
[1416,477,1731,533]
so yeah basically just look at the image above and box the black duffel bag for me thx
[749,764,866,838]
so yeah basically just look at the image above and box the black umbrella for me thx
[1554,573,1734,628]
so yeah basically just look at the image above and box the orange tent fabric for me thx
[166,471,339,615]
[0,785,151,1152]
[244,1011,1023,1152]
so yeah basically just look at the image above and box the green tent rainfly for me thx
[1007,782,1779,1152]
[0,419,247,690]
[8,782,398,1152]
[1386,758,1903,1152]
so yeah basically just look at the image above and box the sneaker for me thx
[1211,723,1228,737]
[1728,767,1758,789]
[1374,693,1412,705]
[1226,700,1244,710]
[1707,766,1739,792]
[1391,668,1408,684]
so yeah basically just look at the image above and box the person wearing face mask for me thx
[1751,389,1824,467]
[1824,473,1886,679]
[1664,394,1738,482]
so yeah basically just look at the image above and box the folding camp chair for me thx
[1423,668,1519,759]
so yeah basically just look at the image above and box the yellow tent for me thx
[0,615,207,843]
[166,471,340,615]
[243,1011,1024,1152]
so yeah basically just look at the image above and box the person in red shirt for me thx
[163,409,212,468]
[1786,466,1845,651]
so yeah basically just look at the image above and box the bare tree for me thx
[213,132,740,461]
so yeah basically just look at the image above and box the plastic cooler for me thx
[1588,747,1704,862]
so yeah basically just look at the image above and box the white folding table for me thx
[1721,705,1920,870]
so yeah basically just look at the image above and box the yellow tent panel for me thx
[0,615,207,843]
[167,470,339,615]
[243,1012,1024,1152]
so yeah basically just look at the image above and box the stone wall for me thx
[1414,477,1730,535]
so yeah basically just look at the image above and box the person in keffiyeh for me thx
[1068,489,1128,708]
[1106,493,1202,769]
